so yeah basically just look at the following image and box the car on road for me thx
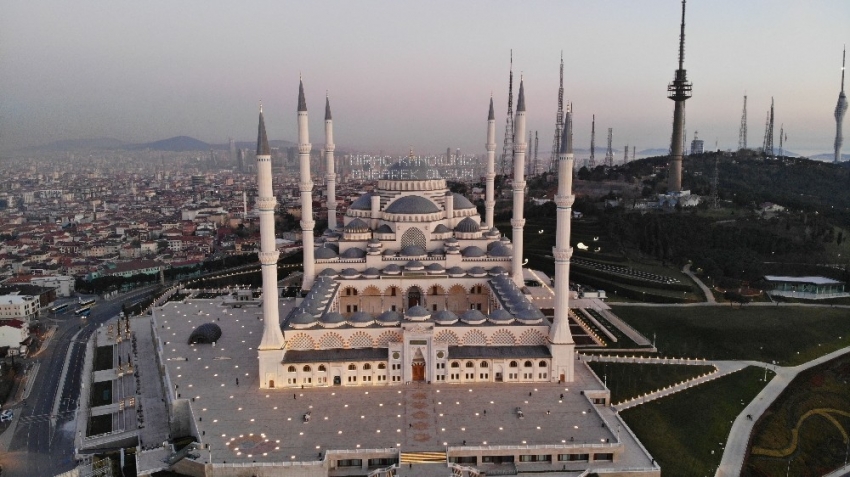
[0,410,13,422]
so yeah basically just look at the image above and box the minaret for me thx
[324,94,337,230]
[511,78,528,286]
[550,52,565,173]
[667,0,693,192]
[255,105,286,385]
[835,46,847,163]
[298,79,316,290]
[485,96,497,230]
[549,102,576,383]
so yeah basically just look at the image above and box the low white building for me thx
[0,294,39,322]
[0,319,28,350]
[30,275,76,297]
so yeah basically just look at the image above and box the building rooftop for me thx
[764,275,844,285]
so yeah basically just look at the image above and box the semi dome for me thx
[319,312,346,328]
[460,309,487,325]
[488,309,514,324]
[290,312,318,329]
[406,305,431,321]
[377,310,402,326]
[455,217,481,233]
[431,310,458,325]
[452,193,475,209]
[349,193,373,210]
[375,224,394,234]
[344,218,370,233]
[188,323,222,344]
[340,247,367,259]
[315,246,338,259]
[400,245,426,257]
[462,246,486,258]
[385,196,440,215]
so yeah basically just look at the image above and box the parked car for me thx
[0,410,13,422]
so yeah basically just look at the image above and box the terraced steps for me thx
[400,450,446,464]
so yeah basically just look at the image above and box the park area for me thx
[611,305,850,365]
[587,362,715,404]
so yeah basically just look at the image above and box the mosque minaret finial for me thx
[511,78,528,286]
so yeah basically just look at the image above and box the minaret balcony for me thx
[554,195,575,207]
[298,143,312,154]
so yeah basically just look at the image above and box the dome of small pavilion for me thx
[319,312,346,328]
[462,246,486,258]
[377,310,402,326]
[460,309,487,325]
[431,310,458,325]
[455,217,480,233]
[344,218,370,233]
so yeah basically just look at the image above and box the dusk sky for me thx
[2,1,848,156]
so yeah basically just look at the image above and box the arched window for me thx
[539,360,547,367]
[432,286,440,295]
[318,365,327,372]
[348,364,357,371]
[288,365,296,373]
[303,365,311,373]
[378,363,386,370]
[391,288,397,297]
[363,363,372,370]
[465,361,474,368]
[524,361,533,368]
[509,361,518,368]
[480,361,489,368]
[451,362,460,368]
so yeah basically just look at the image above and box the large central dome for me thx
[384,195,441,215]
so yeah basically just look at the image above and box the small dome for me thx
[340,247,367,259]
[452,193,475,209]
[383,264,402,275]
[489,266,508,276]
[455,217,481,233]
[485,227,500,238]
[460,309,487,325]
[425,263,445,273]
[445,237,459,245]
[362,267,381,278]
[488,309,514,324]
[432,310,458,325]
[406,305,431,320]
[340,268,361,278]
[344,218,370,233]
[188,323,222,344]
[400,245,426,256]
[377,310,402,326]
[515,308,545,324]
[368,238,381,245]
[325,243,339,252]
[433,224,451,234]
[447,266,466,277]
[405,260,425,271]
[349,193,373,210]
[290,312,318,328]
[319,268,339,277]
[468,266,487,277]
[431,247,446,256]
[385,196,441,215]
[320,312,346,328]
[375,224,394,234]
[383,249,397,256]
[488,244,512,257]
[348,311,374,327]
[462,246,486,258]
[315,246,338,259]
[500,235,511,243]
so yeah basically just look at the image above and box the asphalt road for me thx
[0,285,158,477]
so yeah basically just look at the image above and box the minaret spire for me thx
[255,105,286,360]
[667,0,693,192]
[511,77,528,286]
[500,51,515,177]
[325,94,337,230]
[298,79,316,289]
[485,95,497,229]
[835,45,848,163]
[550,52,565,173]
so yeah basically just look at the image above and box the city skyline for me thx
[2,1,848,156]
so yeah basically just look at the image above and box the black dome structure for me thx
[188,323,222,344]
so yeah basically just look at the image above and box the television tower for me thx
[604,128,614,167]
[623,144,629,164]
[500,51,515,176]
[667,0,693,192]
[778,124,784,157]
[835,46,847,163]
[764,98,775,156]
[712,146,719,209]
[589,115,596,168]
[738,94,748,151]
[550,52,565,173]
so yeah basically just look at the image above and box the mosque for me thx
[256,78,577,391]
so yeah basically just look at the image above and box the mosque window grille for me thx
[401,227,427,250]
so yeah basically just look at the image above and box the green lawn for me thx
[622,366,767,477]
[587,362,715,404]
[610,306,850,365]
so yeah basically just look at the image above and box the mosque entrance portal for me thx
[407,287,422,309]
[411,348,426,382]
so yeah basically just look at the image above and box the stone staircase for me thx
[399,450,447,464]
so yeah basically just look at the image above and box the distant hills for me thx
[24,136,296,153]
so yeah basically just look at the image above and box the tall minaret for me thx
[485,96,497,230]
[835,46,847,163]
[667,0,693,192]
[324,94,337,230]
[511,78,528,286]
[549,102,576,383]
[256,105,286,386]
[298,79,316,290]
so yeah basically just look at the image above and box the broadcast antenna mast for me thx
[712,140,719,209]
[589,115,596,168]
[738,94,748,151]
[604,128,614,167]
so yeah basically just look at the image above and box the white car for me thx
[0,410,13,422]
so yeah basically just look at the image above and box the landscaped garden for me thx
[622,366,767,477]
[743,353,850,477]
[611,306,850,365]
[587,362,716,404]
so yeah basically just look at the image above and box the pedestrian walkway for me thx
[582,302,652,346]
[131,316,170,450]
[716,345,850,477]
[683,263,716,304]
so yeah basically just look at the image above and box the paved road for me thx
[0,285,158,477]
[682,263,716,304]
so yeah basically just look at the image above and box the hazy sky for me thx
[2,1,848,156]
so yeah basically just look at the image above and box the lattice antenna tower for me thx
[712,140,719,208]
[528,131,534,176]
[778,124,784,157]
[604,128,614,167]
[589,115,596,168]
[500,51,515,176]
[738,94,748,150]
[533,131,539,176]
[765,97,775,156]
[623,144,629,164]
[762,111,770,153]
[632,146,636,162]
[550,52,565,173]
